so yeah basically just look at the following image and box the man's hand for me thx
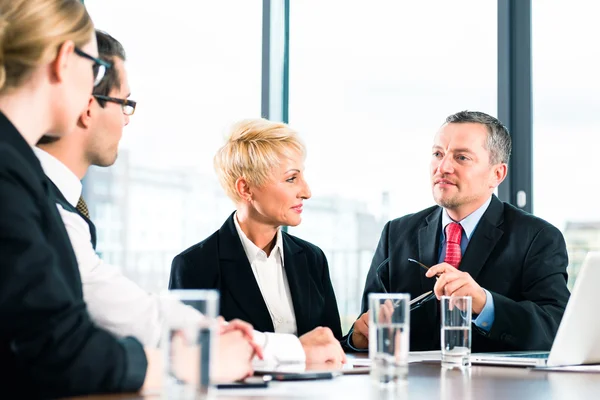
[214,330,255,383]
[299,326,347,364]
[145,327,257,390]
[426,262,487,314]
[350,311,369,349]
[142,347,162,392]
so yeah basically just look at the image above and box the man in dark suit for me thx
[348,111,570,353]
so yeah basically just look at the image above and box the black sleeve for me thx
[484,225,571,350]
[0,159,147,397]
[318,249,343,340]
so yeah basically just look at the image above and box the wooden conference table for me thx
[67,354,600,400]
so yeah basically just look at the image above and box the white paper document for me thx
[348,350,441,367]
[534,365,600,373]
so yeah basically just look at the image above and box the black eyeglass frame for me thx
[74,47,112,86]
[93,94,137,116]
[375,257,439,311]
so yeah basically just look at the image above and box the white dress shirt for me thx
[34,148,305,363]
[233,213,297,335]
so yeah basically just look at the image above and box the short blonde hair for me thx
[214,118,306,202]
[0,0,94,93]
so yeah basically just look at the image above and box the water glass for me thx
[440,295,472,368]
[369,293,410,388]
[161,290,219,399]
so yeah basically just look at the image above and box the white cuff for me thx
[253,331,306,364]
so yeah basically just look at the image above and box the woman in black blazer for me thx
[0,1,151,397]
[170,118,343,341]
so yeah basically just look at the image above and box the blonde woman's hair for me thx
[214,118,306,202]
[0,0,94,93]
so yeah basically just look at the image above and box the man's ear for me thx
[490,163,508,189]
[79,96,95,129]
[50,40,76,84]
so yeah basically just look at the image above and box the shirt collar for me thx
[441,196,492,240]
[233,212,285,266]
[33,147,82,207]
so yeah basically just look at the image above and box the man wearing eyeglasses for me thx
[35,30,263,383]
[348,111,570,353]
[36,30,344,375]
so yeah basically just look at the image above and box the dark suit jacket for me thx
[170,214,343,340]
[0,112,146,398]
[355,195,570,353]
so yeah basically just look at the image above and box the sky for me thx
[85,0,600,232]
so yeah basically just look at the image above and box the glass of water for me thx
[161,290,219,399]
[440,295,472,368]
[368,293,410,388]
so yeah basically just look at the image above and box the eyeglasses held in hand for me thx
[374,257,438,311]
[93,95,137,116]
[74,47,112,87]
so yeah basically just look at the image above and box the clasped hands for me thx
[163,318,347,387]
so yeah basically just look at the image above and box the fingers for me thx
[383,300,395,316]
[425,262,452,278]
[301,326,347,363]
[340,346,348,364]
[325,341,346,364]
[316,328,345,363]
[219,319,263,360]
[222,319,254,338]
[354,312,369,338]
[433,270,464,299]
[453,286,487,313]
[248,338,264,360]
[351,313,369,350]
[443,277,470,297]
[433,270,486,313]
[213,330,258,383]
[378,302,395,324]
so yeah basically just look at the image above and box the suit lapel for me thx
[416,208,443,330]
[218,214,274,332]
[418,208,443,293]
[459,195,504,280]
[282,234,311,336]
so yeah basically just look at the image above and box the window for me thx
[84,0,262,291]
[288,0,497,330]
[532,1,600,289]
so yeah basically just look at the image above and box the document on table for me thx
[534,365,600,373]
[349,350,441,367]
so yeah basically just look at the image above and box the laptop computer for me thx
[471,251,600,367]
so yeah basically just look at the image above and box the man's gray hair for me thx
[445,110,512,165]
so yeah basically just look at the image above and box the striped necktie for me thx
[444,222,463,268]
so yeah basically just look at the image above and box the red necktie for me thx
[444,222,463,268]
